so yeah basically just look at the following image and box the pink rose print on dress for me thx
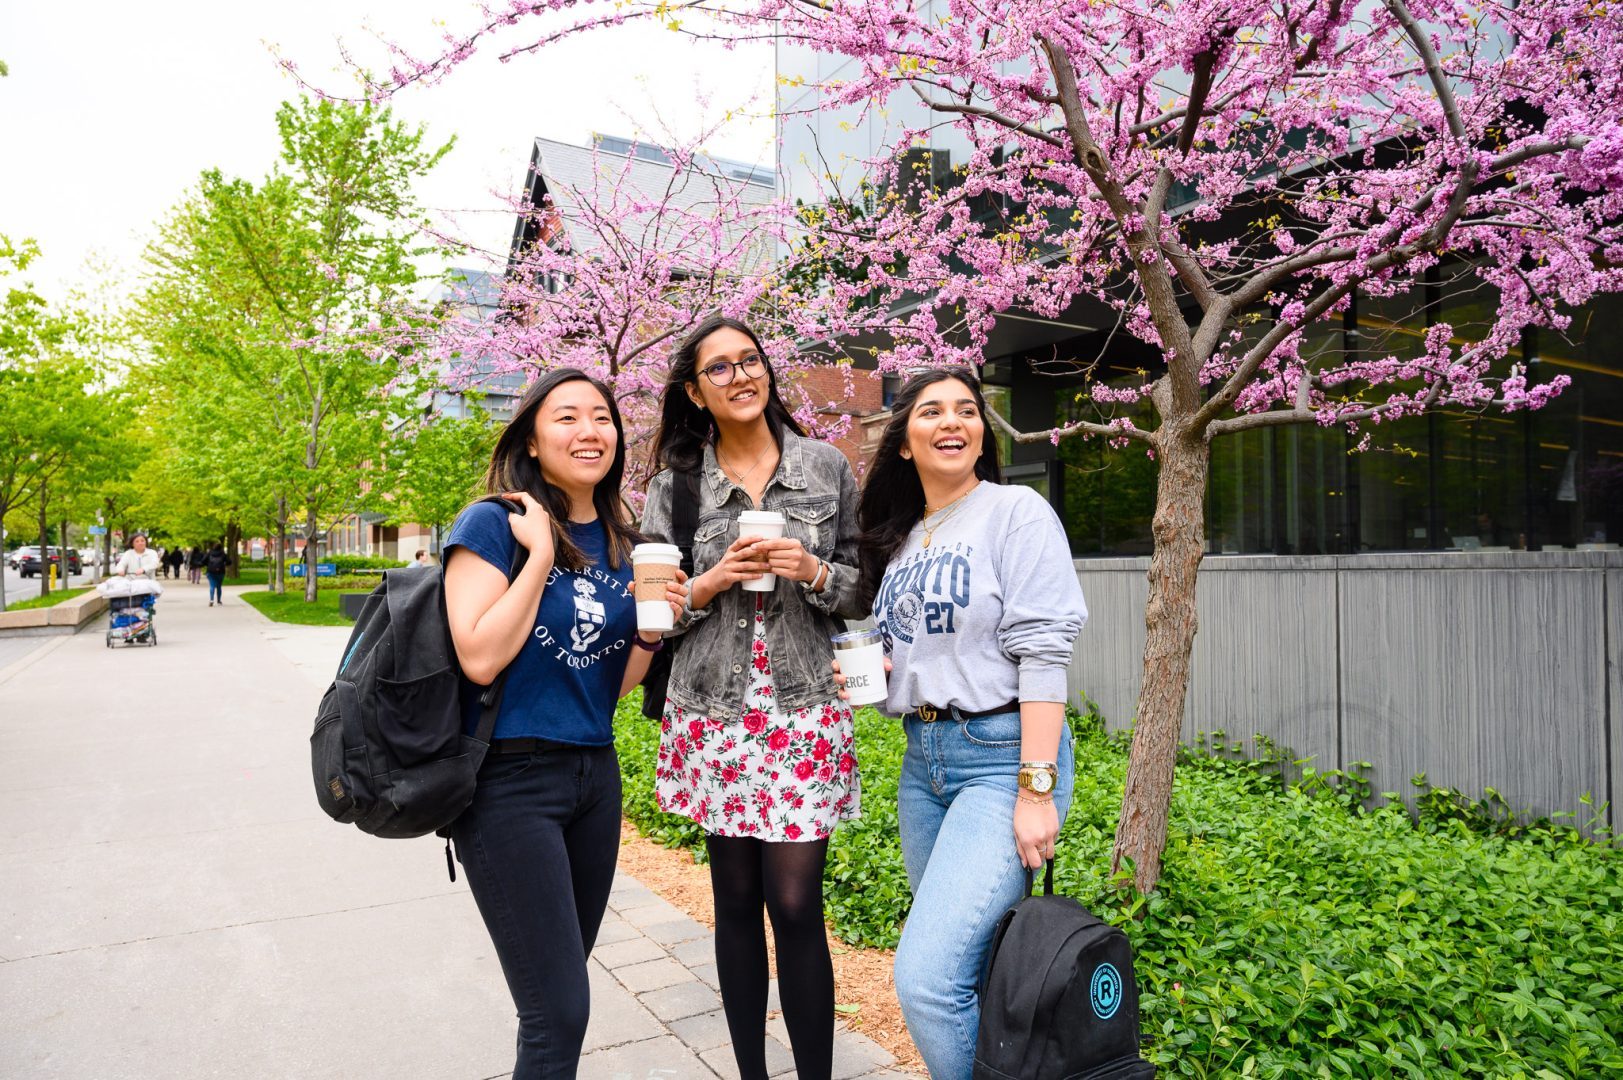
[654,596,860,840]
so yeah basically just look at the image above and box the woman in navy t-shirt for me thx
[442,368,686,1080]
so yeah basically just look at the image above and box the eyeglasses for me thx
[699,354,767,387]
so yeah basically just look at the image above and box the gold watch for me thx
[1017,764,1057,797]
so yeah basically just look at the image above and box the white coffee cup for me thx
[735,510,787,592]
[631,543,682,631]
[831,629,888,706]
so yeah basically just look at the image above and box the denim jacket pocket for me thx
[783,500,838,557]
[691,515,732,570]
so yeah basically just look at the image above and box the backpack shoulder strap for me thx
[469,495,534,745]
[670,468,701,576]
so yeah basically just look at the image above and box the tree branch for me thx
[986,402,1153,445]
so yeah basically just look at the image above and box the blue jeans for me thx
[206,572,224,603]
[449,742,622,1080]
[894,710,1075,1080]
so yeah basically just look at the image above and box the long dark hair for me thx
[481,367,639,571]
[651,315,807,472]
[856,367,1002,606]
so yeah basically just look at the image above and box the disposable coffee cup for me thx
[736,510,787,592]
[631,543,682,631]
[831,629,888,706]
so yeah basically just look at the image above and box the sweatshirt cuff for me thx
[1017,661,1071,705]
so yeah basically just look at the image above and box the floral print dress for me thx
[656,596,860,841]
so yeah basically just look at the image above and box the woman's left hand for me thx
[1013,796,1059,870]
[751,537,819,582]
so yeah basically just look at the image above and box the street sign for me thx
[88,526,108,535]
[288,563,338,578]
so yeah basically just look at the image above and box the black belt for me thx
[489,737,564,755]
[905,700,1021,723]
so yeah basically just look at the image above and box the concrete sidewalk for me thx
[0,579,906,1079]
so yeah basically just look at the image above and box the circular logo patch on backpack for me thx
[1090,962,1123,1021]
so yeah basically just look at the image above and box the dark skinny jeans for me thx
[450,742,622,1080]
[206,571,224,603]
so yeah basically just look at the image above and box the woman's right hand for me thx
[692,535,772,608]
[831,655,892,702]
[502,492,555,564]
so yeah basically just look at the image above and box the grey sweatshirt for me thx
[873,482,1088,714]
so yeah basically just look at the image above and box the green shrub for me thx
[615,694,1623,1077]
[283,554,405,573]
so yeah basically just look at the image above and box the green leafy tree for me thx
[138,97,450,600]
[387,404,496,547]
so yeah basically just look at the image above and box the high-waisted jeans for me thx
[450,742,622,1080]
[893,709,1076,1080]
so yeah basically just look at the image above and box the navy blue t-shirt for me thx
[445,501,636,745]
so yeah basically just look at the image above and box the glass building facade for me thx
[1013,280,1622,556]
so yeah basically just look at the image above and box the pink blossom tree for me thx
[422,129,855,496]
[369,0,1621,892]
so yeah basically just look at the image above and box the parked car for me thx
[18,546,82,578]
[7,546,35,570]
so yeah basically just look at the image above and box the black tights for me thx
[706,834,834,1080]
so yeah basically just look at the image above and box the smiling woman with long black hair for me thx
[441,368,685,1080]
[843,366,1088,1080]
[640,315,866,1080]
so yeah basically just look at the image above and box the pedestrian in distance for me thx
[166,547,185,580]
[414,549,434,568]
[441,368,687,1080]
[188,545,204,585]
[203,543,228,606]
[114,534,161,578]
[640,315,866,1080]
[836,367,1088,1080]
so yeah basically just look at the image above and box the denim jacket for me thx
[640,431,866,721]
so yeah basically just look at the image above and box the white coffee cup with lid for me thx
[630,543,682,631]
[735,510,787,592]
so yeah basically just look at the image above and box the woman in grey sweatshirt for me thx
[849,367,1088,1080]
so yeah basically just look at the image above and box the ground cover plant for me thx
[239,588,367,626]
[615,696,1622,1077]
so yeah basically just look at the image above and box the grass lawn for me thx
[240,588,367,626]
[225,567,270,586]
[5,587,93,611]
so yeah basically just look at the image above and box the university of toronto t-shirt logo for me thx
[570,577,605,652]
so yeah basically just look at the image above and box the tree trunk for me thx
[304,508,319,602]
[275,497,288,595]
[1112,431,1210,894]
[0,499,9,612]
[226,523,241,578]
[37,481,51,599]
[60,517,70,581]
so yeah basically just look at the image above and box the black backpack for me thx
[639,468,700,720]
[310,496,525,840]
[974,862,1156,1080]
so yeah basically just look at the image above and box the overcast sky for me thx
[0,1,775,300]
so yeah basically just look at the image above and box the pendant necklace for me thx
[920,481,979,548]
[718,440,772,488]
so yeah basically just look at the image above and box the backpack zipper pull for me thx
[444,837,457,883]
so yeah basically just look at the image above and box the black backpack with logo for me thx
[974,862,1156,1080]
[310,496,525,840]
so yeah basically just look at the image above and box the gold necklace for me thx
[920,481,978,548]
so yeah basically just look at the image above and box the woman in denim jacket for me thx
[641,315,865,1080]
